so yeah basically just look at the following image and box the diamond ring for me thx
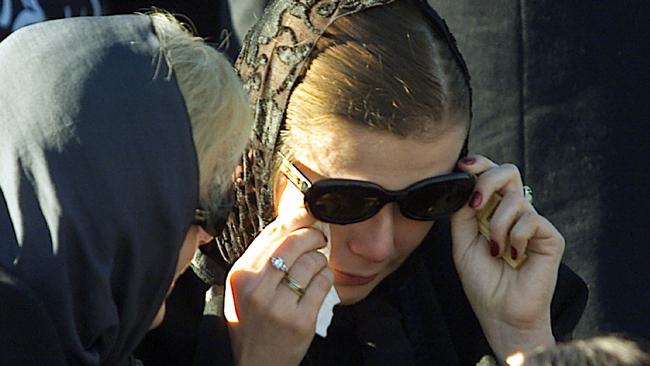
[269,256,289,273]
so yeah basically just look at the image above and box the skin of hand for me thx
[224,191,334,366]
[453,155,564,361]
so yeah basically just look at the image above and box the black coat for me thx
[136,220,587,366]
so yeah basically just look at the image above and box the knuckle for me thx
[290,317,313,335]
[301,252,319,269]
[313,272,334,293]
[503,163,523,182]
[501,163,519,175]
[557,235,566,254]
[523,210,540,225]
[248,290,270,313]
[293,251,326,274]
[281,233,300,253]
[308,251,328,269]
[321,268,334,283]
[488,217,504,239]
[267,305,289,325]
[229,270,252,291]
[509,226,527,244]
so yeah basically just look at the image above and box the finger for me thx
[457,154,498,175]
[510,212,565,259]
[488,191,529,258]
[298,267,334,314]
[471,163,523,210]
[259,228,327,291]
[236,205,316,271]
[275,274,308,304]
[283,251,328,293]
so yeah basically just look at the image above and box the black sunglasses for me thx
[193,189,234,237]
[278,153,476,225]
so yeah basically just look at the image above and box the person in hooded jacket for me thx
[0,13,253,365]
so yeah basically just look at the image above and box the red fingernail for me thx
[469,191,483,208]
[461,157,476,165]
[489,240,499,257]
[511,247,518,260]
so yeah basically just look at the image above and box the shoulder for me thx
[551,263,589,341]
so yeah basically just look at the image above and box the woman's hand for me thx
[224,204,334,366]
[452,155,564,361]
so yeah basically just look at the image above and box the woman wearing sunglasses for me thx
[187,0,588,365]
[0,13,252,365]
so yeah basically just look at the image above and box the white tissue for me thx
[311,221,340,337]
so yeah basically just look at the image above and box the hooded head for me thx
[0,14,251,364]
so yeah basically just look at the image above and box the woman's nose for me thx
[347,204,396,263]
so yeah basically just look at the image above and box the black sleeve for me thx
[0,266,67,366]
[193,312,235,366]
[550,263,589,342]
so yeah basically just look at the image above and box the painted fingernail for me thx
[461,157,476,165]
[469,191,483,208]
[489,240,499,257]
[511,247,518,260]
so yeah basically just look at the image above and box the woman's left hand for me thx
[451,155,564,361]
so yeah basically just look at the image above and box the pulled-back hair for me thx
[282,0,470,151]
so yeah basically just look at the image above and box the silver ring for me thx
[523,185,533,204]
[283,275,305,297]
[269,256,288,273]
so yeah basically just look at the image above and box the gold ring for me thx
[283,275,305,297]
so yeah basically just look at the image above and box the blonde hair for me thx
[519,335,650,366]
[150,13,252,210]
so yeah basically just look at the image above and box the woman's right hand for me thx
[224,205,334,366]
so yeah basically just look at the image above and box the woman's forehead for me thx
[289,120,466,190]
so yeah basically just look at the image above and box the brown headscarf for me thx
[197,0,471,272]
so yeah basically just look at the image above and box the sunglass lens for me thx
[308,186,383,224]
[403,177,474,219]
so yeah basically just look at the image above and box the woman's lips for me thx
[332,268,377,286]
